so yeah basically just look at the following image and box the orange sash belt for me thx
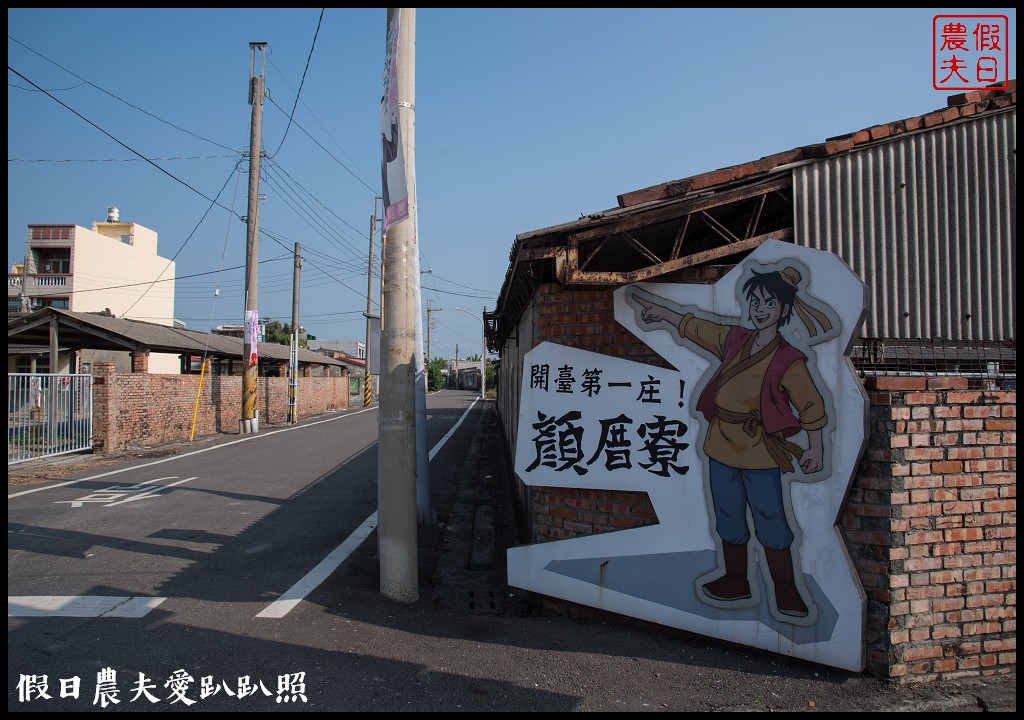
[715,407,803,473]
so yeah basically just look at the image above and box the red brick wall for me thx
[848,376,1015,683]
[91,362,349,452]
[536,284,663,361]
[532,488,659,540]
[522,284,1015,684]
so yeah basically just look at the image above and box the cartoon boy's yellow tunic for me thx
[678,313,827,471]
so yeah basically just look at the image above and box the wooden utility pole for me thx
[378,8,418,603]
[241,42,266,435]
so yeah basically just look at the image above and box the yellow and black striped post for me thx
[364,376,372,406]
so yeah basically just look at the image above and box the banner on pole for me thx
[244,310,259,368]
[381,9,409,232]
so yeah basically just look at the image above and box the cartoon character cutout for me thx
[629,261,840,624]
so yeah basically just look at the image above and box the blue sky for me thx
[7,8,1017,360]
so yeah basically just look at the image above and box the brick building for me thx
[8,308,352,452]
[486,85,1015,682]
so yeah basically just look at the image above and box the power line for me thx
[430,273,495,294]
[120,159,246,318]
[268,9,323,158]
[260,226,376,309]
[262,155,375,254]
[265,95,378,196]
[36,256,290,296]
[9,154,237,163]
[260,159,367,264]
[8,65,244,218]
[8,36,237,153]
[9,79,87,92]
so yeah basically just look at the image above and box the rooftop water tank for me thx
[107,206,120,222]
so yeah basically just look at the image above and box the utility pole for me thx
[241,42,266,435]
[365,198,379,407]
[378,8,418,603]
[482,306,487,398]
[288,242,301,424]
[426,302,434,390]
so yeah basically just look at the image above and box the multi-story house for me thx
[8,207,179,373]
[307,339,366,359]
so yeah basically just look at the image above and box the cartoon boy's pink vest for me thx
[695,326,807,437]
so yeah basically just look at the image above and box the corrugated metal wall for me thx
[793,109,1016,342]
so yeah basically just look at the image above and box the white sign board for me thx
[508,241,869,671]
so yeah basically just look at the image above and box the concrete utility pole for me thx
[288,242,301,424]
[482,306,487,398]
[378,8,418,603]
[365,198,379,407]
[241,42,267,435]
[426,302,434,389]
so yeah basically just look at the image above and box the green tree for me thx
[428,357,448,391]
[262,320,307,348]
[485,358,497,397]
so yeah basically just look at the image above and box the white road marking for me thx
[104,476,197,505]
[9,398,479,620]
[8,595,166,618]
[256,399,480,618]
[54,476,198,508]
[255,512,378,618]
[429,398,479,460]
[8,406,378,499]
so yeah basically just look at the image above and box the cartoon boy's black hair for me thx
[743,270,796,327]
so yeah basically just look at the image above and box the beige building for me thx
[8,208,179,373]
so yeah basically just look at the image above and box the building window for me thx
[16,356,49,373]
[180,355,207,374]
[30,297,69,310]
[36,248,71,274]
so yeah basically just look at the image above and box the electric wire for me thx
[120,159,246,319]
[266,95,378,196]
[8,36,236,153]
[268,8,323,159]
[8,66,244,218]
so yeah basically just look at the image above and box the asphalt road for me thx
[8,390,1016,712]
[9,389,483,712]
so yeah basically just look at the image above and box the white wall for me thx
[72,224,179,373]
[71,224,175,327]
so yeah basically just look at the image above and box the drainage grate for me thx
[458,587,506,615]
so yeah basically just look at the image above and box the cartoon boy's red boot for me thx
[764,546,809,618]
[702,542,751,601]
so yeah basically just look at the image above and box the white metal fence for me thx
[8,373,92,465]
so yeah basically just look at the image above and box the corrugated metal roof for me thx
[488,81,1016,352]
[792,109,1016,342]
